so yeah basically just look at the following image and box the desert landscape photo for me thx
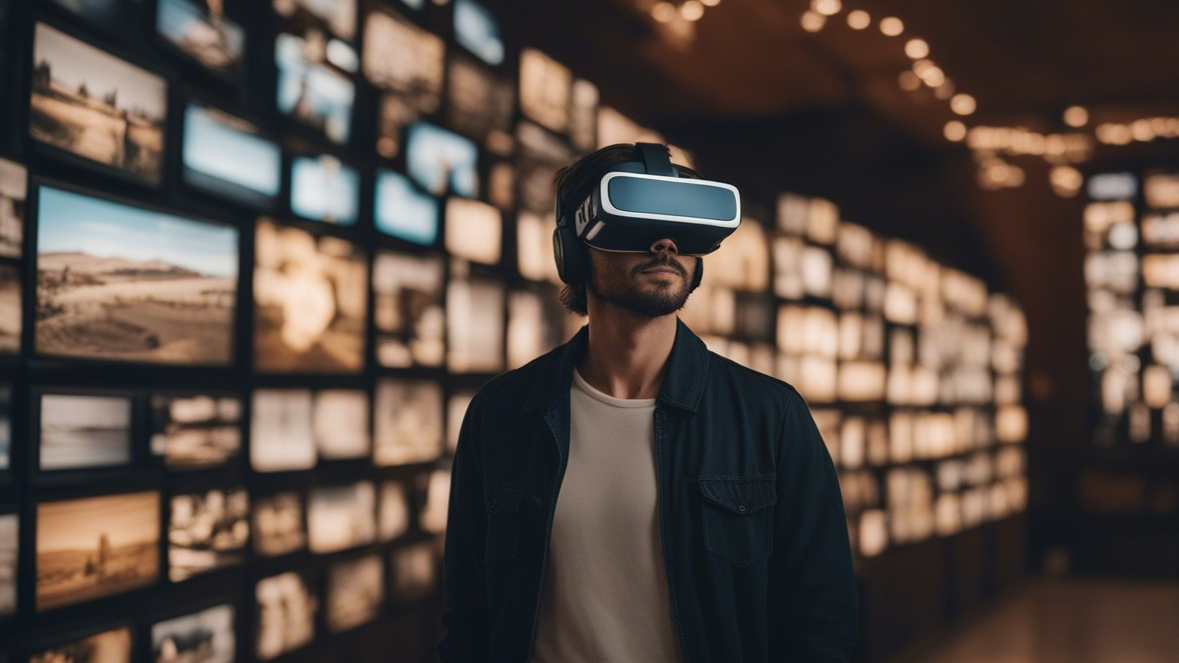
[0,265,19,353]
[31,23,166,183]
[36,185,238,365]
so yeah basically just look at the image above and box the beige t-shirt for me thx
[530,370,682,663]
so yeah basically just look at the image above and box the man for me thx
[440,143,859,662]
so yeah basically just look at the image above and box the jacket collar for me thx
[521,317,710,415]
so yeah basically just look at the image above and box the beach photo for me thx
[373,379,443,467]
[169,488,249,581]
[250,389,315,472]
[151,394,241,468]
[326,554,384,632]
[373,250,444,368]
[152,603,235,663]
[254,219,367,373]
[182,104,281,209]
[0,513,15,616]
[35,185,238,365]
[157,0,245,77]
[36,491,160,611]
[253,491,305,557]
[30,626,132,663]
[31,23,166,183]
[39,393,132,471]
[0,265,19,353]
[255,571,316,661]
[0,157,26,258]
[308,482,375,554]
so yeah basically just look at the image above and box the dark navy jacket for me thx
[439,320,859,662]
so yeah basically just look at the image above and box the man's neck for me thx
[577,304,677,400]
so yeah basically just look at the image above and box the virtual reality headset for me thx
[562,144,742,256]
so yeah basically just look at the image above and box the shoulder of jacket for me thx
[706,351,806,409]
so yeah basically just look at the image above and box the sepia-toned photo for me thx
[273,0,356,41]
[374,93,420,158]
[37,491,160,611]
[508,287,572,370]
[406,122,479,198]
[518,48,571,135]
[362,8,443,113]
[39,393,132,471]
[151,394,241,468]
[313,389,369,459]
[378,481,409,542]
[290,154,359,225]
[446,55,513,153]
[308,482,375,553]
[250,389,315,472]
[31,23,166,183]
[374,168,439,245]
[253,491,305,557]
[390,541,437,601]
[447,278,505,374]
[445,197,502,265]
[152,603,235,663]
[255,571,316,661]
[254,218,367,373]
[0,513,15,616]
[0,265,20,354]
[274,31,354,145]
[0,157,26,258]
[569,78,599,152]
[0,384,10,469]
[157,0,245,77]
[36,186,238,365]
[31,625,132,663]
[183,104,282,209]
[373,379,443,466]
[325,554,384,632]
[418,467,451,535]
[446,391,476,454]
[515,121,574,215]
[373,250,444,368]
[169,488,249,581]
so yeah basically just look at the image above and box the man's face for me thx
[586,241,700,318]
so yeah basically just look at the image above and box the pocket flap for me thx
[699,478,777,515]
[484,483,524,513]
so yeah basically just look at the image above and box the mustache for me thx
[632,256,688,279]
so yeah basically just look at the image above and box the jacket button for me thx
[529,496,543,507]
[737,505,747,513]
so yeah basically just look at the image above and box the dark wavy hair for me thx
[553,143,700,315]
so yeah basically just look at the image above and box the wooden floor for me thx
[882,578,1179,663]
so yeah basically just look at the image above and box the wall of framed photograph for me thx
[0,1,1028,662]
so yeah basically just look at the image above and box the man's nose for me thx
[649,238,678,256]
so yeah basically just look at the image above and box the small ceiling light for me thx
[801,10,827,32]
[950,93,977,116]
[812,0,841,16]
[680,0,705,21]
[846,9,870,29]
[651,1,677,22]
[944,121,967,142]
[898,71,921,91]
[904,38,929,59]
[879,16,904,36]
[1063,106,1089,128]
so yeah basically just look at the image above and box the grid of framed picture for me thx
[0,0,1027,660]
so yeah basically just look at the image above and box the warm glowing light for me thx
[1063,106,1089,128]
[680,0,705,20]
[898,71,921,91]
[944,121,967,142]
[1131,118,1155,142]
[879,16,904,36]
[846,9,870,29]
[950,93,977,116]
[904,38,929,59]
[933,79,955,99]
[651,1,677,22]
[1050,166,1083,197]
[801,10,827,32]
[700,0,721,5]
[812,0,841,16]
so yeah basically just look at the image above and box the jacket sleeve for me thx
[767,390,860,662]
[438,388,490,662]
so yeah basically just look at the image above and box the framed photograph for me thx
[390,541,436,601]
[374,168,438,245]
[254,219,367,373]
[0,157,26,258]
[362,8,443,113]
[307,482,375,553]
[518,48,571,135]
[405,122,479,198]
[325,554,383,632]
[453,0,503,66]
[289,154,359,225]
[31,23,166,184]
[254,571,316,660]
[44,0,139,34]
[418,467,450,534]
[373,379,443,467]
[374,93,420,159]
[157,0,245,78]
[516,211,559,283]
[569,79,599,152]
[182,104,281,209]
[36,491,161,611]
[30,625,132,663]
[253,491,305,557]
[169,488,249,581]
[152,603,235,663]
[445,197,501,265]
[447,278,504,373]
[274,31,355,145]
[488,160,515,210]
[250,390,315,472]
[0,512,15,617]
[0,385,10,469]
[377,481,409,542]
[312,389,369,459]
[373,250,444,368]
[35,184,239,365]
[446,391,476,454]
[446,55,514,153]
[151,394,241,469]
[515,121,574,215]
[272,0,356,41]
[0,265,18,354]
[508,287,570,369]
[38,393,132,471]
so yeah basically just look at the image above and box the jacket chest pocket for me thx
[698,477,777,567]
[485,483,525,560]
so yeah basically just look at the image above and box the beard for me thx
[587,255,700,318]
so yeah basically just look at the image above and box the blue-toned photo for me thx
[374,169,439,245]
[183,104,281,208]
[46,0,136,33]
[275,33,355,145]
[290,154,360,225]
[157,0,244,76]
[454,0,504,66]
[36,186,239,365]
[405,122,479,198]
